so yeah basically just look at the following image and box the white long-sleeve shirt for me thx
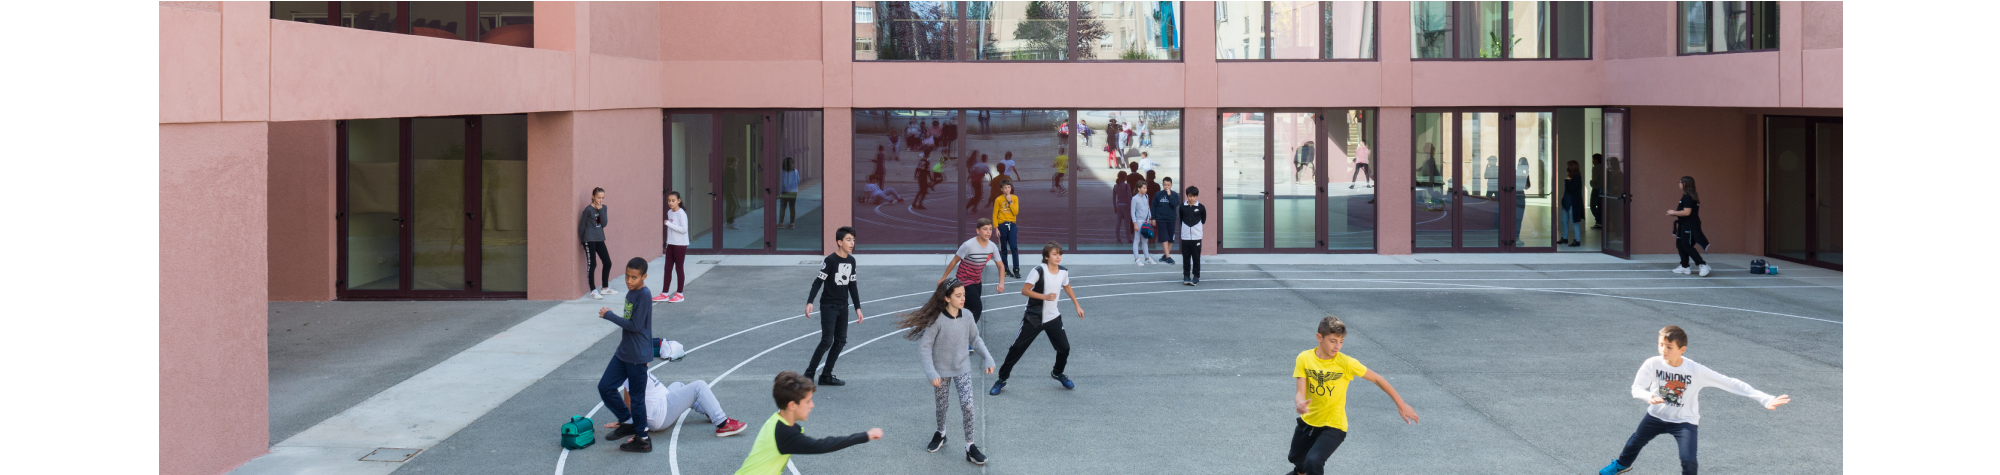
[1629,356,1777,425]
[663,208,690,246]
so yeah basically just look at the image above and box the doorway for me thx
[1764,116,1841,270]
[1218,109,1378,252]
[337,115,528,299]
[664,110,824,254]
[1411,109,1561,252]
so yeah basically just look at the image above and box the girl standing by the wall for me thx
[1669,176,1709,276]
[897,279,996,465]
[1130,175,1153,266]
[657,191,689,303]
[580,187,613,299]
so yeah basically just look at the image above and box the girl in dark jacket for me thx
[1559,161,1585,247]
[1668,176,1709,276]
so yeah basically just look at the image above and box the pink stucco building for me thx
[159,2,1839,474]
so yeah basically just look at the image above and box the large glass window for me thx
[479,115,528,292]
[1326,110,1376,251]
[777,111,825,252]
[1411,1,1588,59]
[1764,116,1840,269]
[1679,1,1777,55]
[1077,110,1181,252]
[1219,2,1375,60]
[338,115,529,298]
[858,2,1182,61]
[271,2,534,47]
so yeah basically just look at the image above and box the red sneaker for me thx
[652,292,671,302]
[667,293,685,303]
[716,418,747,437]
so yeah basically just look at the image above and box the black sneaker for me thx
[618,436,652,453]
[605,422,637,441]
[966,443,988,465]
[1160,256,1175,264]
[1052,373,1074,389]
[1182,278,1193,286]
[1193,276,1200,285]
[817,374,846,386]
[926,431,948,453]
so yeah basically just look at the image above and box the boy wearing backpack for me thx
[989,242,1085,394]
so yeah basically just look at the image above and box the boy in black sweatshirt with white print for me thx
[804,226,863,386]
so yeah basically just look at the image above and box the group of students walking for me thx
[571,170,1769,474]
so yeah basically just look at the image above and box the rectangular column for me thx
[1376,108,1413,254]
[267,120,337,301]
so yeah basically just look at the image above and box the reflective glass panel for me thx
[480,115,528,292]
[1462,112,1501,248]
[1555,1,1589,58]
[1411,1,1453,58]
[1327,110,1375,251]
[669,114,715,249]
[1514,111,1554,248]
[720,114,767,250]
[864,1,959,60]
[1322,1,1375,59]
[1077,110,1179,251]
[777,111,824,252]
[1080,1,1181,60]
[1412,113,1453,248]
[478,1,535,47]
[853,110,960,251]
[1217,1,1266,59]
[1269,2,1319,59]
[410,117,466,290]
[1765,117,1809,263]
[1814,122,1841,265]
[409,1,470,40]
[1602,111,1627,255]
[345,119,402,290]
[1273,112,1316,248]
[1509,1,1551,59]
[970,1,1068,60]
[1221,112,1265,248]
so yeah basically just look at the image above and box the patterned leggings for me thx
[933,373,976,444]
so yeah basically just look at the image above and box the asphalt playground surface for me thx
[343,260,1845,475]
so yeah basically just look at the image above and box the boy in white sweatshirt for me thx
[1599,325,1791,475]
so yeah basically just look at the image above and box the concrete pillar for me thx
[526,109,665,300]
[267,120,337,301]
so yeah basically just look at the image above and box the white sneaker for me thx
[600,287,618,295]
[1135,257,1145,267]
[590,289,604,299]
[1697,264,1711,277]
[1671,266,1690,275]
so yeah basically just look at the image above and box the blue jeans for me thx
[597,357,651,436]
[1560,207,1583,242]
[997,222,1020,271]
[1616,414,1699,474]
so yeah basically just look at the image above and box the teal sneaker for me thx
[1598,460,1631,475]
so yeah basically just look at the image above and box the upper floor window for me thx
[1216,2,1377,60]
[856,6,874,24]
[854,1,1183,62]
[1411,1,1589,60]
[270,1,535,48]
[1679,1,1777,55]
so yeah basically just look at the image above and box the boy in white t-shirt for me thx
[610,373,749,438]
[989,242,1085,395]
[1598,325,1791,475]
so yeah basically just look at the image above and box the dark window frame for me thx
[334,114,530,301]
[851,1,1187,63]
[1216,1,1382,62]
[1676,1,1778,56]
[661,109,828,256]
[1214,107,1381,253]
[1409,1,1592,61]
[275,2,535,48]
[1760,115,1841,271]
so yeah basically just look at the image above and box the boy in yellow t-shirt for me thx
[1289,316,1419,475]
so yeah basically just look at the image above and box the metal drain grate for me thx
[360,448,421,462]
[697,260,721,265]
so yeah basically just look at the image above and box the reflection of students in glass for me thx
[724,159,741,230]
[862,176,903,205]
[1513,157,1532,241]
[1112,171,1132,244]
[913,153,934,210]
[964,153,990,215]
[1415,146,1441,204]
[1293,140,1315,184]
[977,110,991,135]
[1348,142,1373,189]
[1559,160,1583,247]
[779,157,801,230]
[1050,146,1069,196]
[1103,119,1122,169]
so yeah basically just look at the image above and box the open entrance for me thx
[665,110,825,254]
[336,115,528,299]
[1764,116,1841,270]
[1412,108,1627,255]
[1216,109,1378,252]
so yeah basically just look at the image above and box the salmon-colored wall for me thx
[161,5,221,123]
[222,2,271,122]
[1605,1,1674,60]
[161,122,269,475]
[592,1,660,61]
[1412,61,1604,106]
[824,109,854,246]
[1626,106,1757,255]
[1803,2,1841,50]
[524,109,665,300]
[661,1,822,61]
[267,121,337,301]
[266,20,576,121]
[1377,108,1413,254]
[526,112,577,299]
[1217,63,1382,106]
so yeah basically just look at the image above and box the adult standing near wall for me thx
[580,187,613,299]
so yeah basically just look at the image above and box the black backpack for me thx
[1750,259,1768,275]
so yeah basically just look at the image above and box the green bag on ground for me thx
[561,415,595,450]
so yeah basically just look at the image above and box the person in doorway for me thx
[595,257,657,452]
[1287,315,1420,475]
[1112,171,1132,244]
[606,374,748,438]
[990,242,1084,395]
[1595,326,1790,475]
[779,157,801,230]
[656,191,690,303]
[1560,160,1585,247]
[733,371,882,475]
[1513,157,1532,243]
[1669,176,1709,276]
[896,279,996,465]
[1294,140,1316,184]
[580,187,614,300]
[939,219,1005,323]
[1589,153,1604,229]
[1349,142,1373,189]
[1151,177,1180,265]
[1178,186,1207,285]
[724,160,741,230]
[1050,146,1070,196]
[992,179,1022,279]
[1130,176,1153,266]
[804,226,863,387]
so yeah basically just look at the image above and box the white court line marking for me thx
[570,274,1840,473]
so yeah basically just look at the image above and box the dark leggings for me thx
[662,244,688,294]
[584,241,612,291]
[806,306,849,378]
[964,283,983,323]
[1350,163,1372,183]
[997,315,1069,380]
[1616,414,1699,475]
[1676,228,1707,267]
[1286,418,1347,475]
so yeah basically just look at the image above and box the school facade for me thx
[159,2,1841,474]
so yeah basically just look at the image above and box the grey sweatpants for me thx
[933,373,976,443]
[650,380,727,430]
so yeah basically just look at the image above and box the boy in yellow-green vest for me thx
[733,371,882,475]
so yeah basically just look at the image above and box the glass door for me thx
[1272,112,1319,249]
[719,113,769,251]
[1600,108,1630,258]
[666,110,822,254]
[1411,109,1555,252]
[338,116,526,299]
[1219,110,1329,252]
[1220,111,1266,249]
[1458,111,1502,251]
[1506,110,1556,251]
[1763,116,1841,269]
